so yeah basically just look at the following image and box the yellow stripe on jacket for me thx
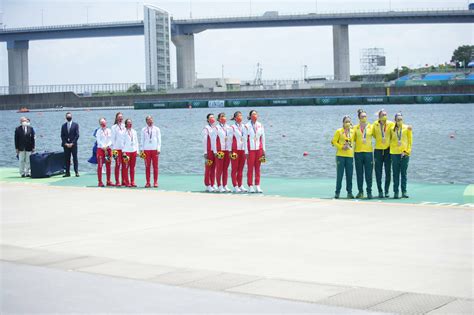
[389,124,413,155]
[353,123,373,153]
[372,120,395,150]
[331,128,354,157]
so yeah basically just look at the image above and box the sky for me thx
[0,0,473,86]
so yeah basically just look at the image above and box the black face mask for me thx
[66,117,72,122]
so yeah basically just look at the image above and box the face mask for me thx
[27,122,31,126]
[397,120,403,126]
[344,122,351,129]
[66,117,72,122]
[219,118,226,124]
[147,121,153,126]
[126,124,132,129]
[380,116,387,122]
[208,118,215,125]
[118,117,123,123]
[251,115,258,122]
[100,122,106,128]
[21,121,27,127]
[235,116,242,123]
[360,117,367,124]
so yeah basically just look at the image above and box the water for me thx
[1,103,473,184]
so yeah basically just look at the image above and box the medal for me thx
[360,125,367,144]
[396,126,402,147]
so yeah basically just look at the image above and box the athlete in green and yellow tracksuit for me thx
[372,110,395,198]
[389,113,413,199]
[353,109,374,199]
[331,116,355,199]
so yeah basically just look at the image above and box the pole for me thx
[86,7,89,23]
[136,2,139,20]
[190,0,192,18]
[41,9,44,26]
[315,0,318,13]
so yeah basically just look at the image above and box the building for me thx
[144,5,171,91]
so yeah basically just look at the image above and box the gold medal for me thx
[398,141,401,146]
[382,138,386,144]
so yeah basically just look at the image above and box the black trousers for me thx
[64,145,78,174]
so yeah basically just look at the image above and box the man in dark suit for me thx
[61,112,80,177]
[15,116,35,177]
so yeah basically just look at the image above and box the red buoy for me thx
[303,152,309,156]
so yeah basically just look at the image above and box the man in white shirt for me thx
[111,112,126,186]
[140,115,161,188]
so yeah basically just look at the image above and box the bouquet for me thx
[216,151,225,160]
[139,151,147,159]
[112,149,119,159]
[230,152,238,160]
[122,153,130,164]
[259,155,266,163]
[206,159,213,166]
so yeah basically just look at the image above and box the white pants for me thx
[19,151,31,176]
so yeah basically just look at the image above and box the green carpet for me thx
[0,168,471,207]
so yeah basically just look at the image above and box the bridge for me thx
[1,7,473,93]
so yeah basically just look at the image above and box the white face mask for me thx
[21,121,27,127]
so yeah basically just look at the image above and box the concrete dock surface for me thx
[1,181,472,314]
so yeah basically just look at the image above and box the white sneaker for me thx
[224,186,231,192]
[218,186,225,193]
[233,186,241,193]
[255,185,263,193]
[248,186,256,193]
[212,185,218,192]
[207,185,214,192]
[239,186,248,192]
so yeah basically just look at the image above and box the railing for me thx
[0,83,147,95]
[1,7,470,32]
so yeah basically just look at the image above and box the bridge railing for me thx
[172,7,469,22]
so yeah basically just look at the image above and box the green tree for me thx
[127,84,142,93]
[451,45,473,67]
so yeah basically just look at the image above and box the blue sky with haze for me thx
[0,0,472,86]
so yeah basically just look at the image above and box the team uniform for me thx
[331,127,355,197]
[122,128,139,187]
[245,120,266,193]
[215,123,233,192]
[111,123,126,186]
[202,124,217,191]
[140,125,161,187]
[229,122,248,192]
[389,124,413,198]
[353,123,374,198]
[96,127,113,186]
[372,120,395,197]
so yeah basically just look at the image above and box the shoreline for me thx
[1,167,472,207]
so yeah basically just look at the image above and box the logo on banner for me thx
[423,96,434,103]
[321,98,330,104]
[208,100,225,108]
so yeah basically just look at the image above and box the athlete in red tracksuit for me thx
[140,115,161,188]
[122,119,138,187]
[214,113,232,193]
[95,118,113,187]
[202,113,217,192]
[111,112,126,186]
[229,111,248,193]
[245,110,266,193]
